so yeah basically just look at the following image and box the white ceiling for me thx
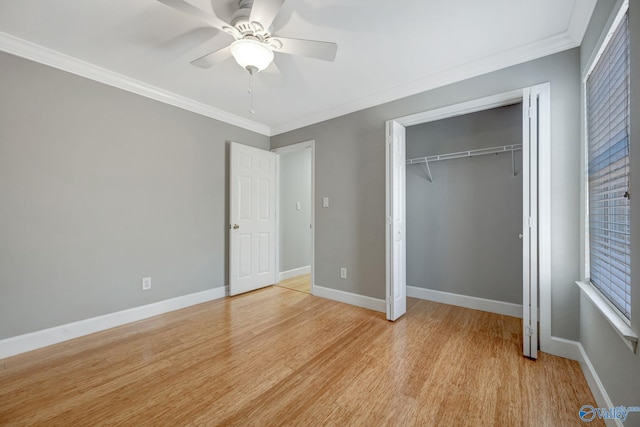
[0,0,595,136]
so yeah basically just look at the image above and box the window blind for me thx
[586,11,631,319]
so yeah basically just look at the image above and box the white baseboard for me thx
[278,265,311,281]
[542,338,619,426]
[542,336,582,361]
[406,286,616,424]
[0,287,226,360]
[576,342,621,427]
[407,286,523,318]
[313,285,385,313]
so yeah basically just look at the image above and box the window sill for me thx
[576,281,638,353]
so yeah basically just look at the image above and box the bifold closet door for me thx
[386,120,407,321]
[522,89,539,359]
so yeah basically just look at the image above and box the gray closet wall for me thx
[406,104,523,304]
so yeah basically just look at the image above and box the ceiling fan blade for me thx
[191,46,232,69]
[271,37,337,62]
[250,0,286,30]
[158,0,229,31]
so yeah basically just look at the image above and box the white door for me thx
[386,120,407,321]
[522,89,539,359]
[229,142,277,296]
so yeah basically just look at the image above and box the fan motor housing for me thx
[231,0,265,35]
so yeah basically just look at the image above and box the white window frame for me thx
[578,0,637,353]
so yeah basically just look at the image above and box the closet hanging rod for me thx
[406,144,522,165]
[406,144,522,182]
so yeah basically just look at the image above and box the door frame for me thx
[272,140,316,294]
[385,85,551,355]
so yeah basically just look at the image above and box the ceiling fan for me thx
[158,0,338,75]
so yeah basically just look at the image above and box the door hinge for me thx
[387,216,392,225]
[526,326,536,336]
[526,217,533,228]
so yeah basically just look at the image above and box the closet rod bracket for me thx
[419,160,433,182]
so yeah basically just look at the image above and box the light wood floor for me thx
[276,274,311,293]
[0,286,602,426]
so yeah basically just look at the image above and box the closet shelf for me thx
[406,144,522,182]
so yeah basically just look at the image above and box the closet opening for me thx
[386,86,550,359]
[406,102,523,315]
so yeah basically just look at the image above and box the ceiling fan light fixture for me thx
[230,39,274,73]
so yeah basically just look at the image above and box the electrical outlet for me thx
[142,277,151,291]
[340,268,347,279]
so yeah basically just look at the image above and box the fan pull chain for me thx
[248,72,255,114]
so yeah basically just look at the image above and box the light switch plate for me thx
[323,197,329,208]
[296,201,301,210]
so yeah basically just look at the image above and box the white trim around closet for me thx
[387,85,553,356]
[396,90,523,127]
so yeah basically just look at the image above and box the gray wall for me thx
[406,105,523,304]
[271,48,581,340]
[278,148,311,272]
[0,51,269,339]
[579,0,640,412]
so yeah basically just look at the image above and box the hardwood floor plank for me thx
[0,287,603,426]
[276,274,311,294]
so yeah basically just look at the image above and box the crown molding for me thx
[567,0,598,44]
[271,1,596,136]
[0,31,271,136]
[271,33,578,136]
[0,1,595,138]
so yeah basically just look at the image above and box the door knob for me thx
[233,224,240,229]
[519,233,523,239]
